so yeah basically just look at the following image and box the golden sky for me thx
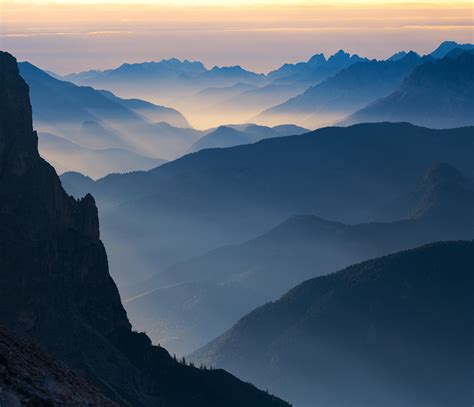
[1,0,472,73]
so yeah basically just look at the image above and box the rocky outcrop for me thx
[0,51,289,407]
[0,326,117,406]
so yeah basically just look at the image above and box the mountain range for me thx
[122,162,474,354]
[58,41,472,129]
[191,240,474,407]
[61,123,474,338]
[343,50,474,128]
[1,37,473,407]
[0,51,288,407]
[255,51,423,127]
[253,41,473,128]
[18,61,204,177]
[61,50,369,127]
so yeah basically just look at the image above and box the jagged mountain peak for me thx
[308,53,326,65]
[327,49,366,65]
[0,52,39,175]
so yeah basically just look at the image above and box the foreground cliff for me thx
[0,326,117,406]
[0,51,289,407]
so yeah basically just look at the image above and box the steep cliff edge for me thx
[0,51,289,407]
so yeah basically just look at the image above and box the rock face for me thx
[0,51,289,407]
[0,326,117,406]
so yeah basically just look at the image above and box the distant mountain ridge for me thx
[189,123,309,153]
[267,49,368,85]
[344,51,474,128]
[256,52,423,127]
[57,41,472,128]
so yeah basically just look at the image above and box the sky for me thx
[1,0,473,74]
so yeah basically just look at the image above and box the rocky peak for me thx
[0,51,289,407]
[0,52,39,177]
[308,53,326,66]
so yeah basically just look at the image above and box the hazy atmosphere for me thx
[0,1,473,406]
[2,1,472,74]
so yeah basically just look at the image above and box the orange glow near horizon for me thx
[1,0,472,73]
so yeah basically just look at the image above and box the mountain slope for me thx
[344,51,474,128]
[0,51,289,407]
[192,241,474,407]
[18,61,200,163]
[430,40,474,59]
[39,132,166,178]
[98,89,189,127]
[256,52,422,127]
[124,163,474,354]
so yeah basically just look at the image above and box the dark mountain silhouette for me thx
[256,52,422,127]
[191,241,474,407]
[429,40,474,59]
[61,123,474,292]
[0,326,117,406]
[189,123,308,152]
[0,51,289,407]
[344,51,474,128]
[123,163,474,354]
